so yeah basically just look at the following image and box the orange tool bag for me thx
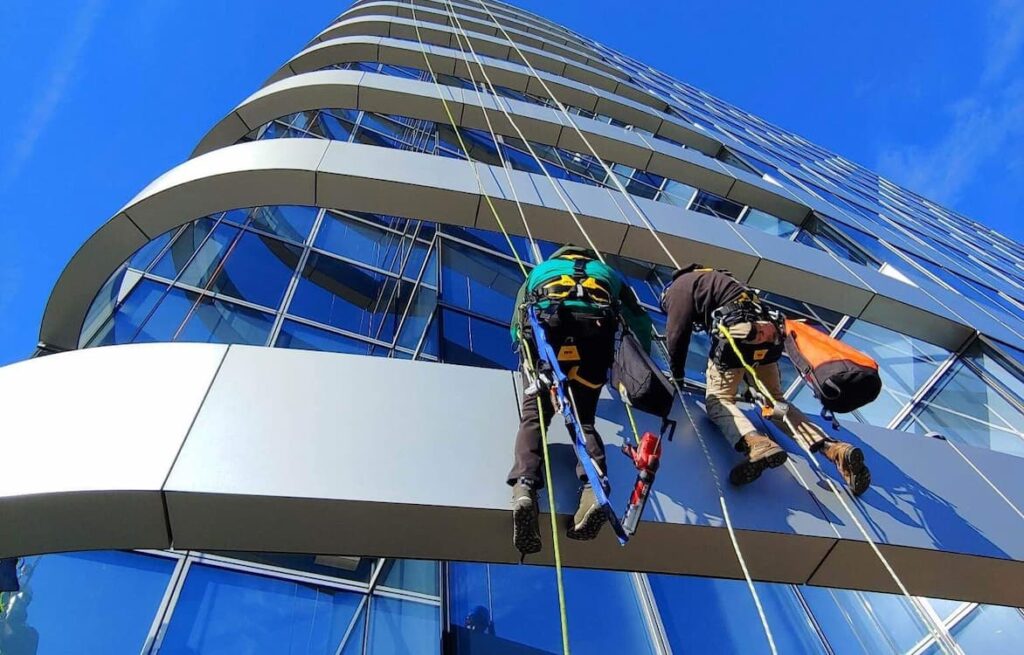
[784,320,882,414]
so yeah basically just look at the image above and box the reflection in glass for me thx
[952,604,1024,653]
[0,551,174,655]
[377,560,439,596]
[86,278,169,346]
[741,208,798,238]
[276,320,376,355]
[448,562,655,654]
[366,596,439,655]
[203,230,302,310]
[799,586,929,654]
[439,309,516,370]
[440,241,521,323]
[901,341,1024,456]
[649,574,823,654]
[290,254,412,343]
[160,563,362,654]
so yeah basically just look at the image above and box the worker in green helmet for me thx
[507,245,652,556]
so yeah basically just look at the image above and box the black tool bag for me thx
[611,331,676,418]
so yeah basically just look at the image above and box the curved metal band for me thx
[41,139,1008,354]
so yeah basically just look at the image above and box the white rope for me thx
[440,6,543,265]
[447,3,780,650]
[435,3,608,264]
[470,0,680,270]
[670,348,780,655]
[468,5,962,651]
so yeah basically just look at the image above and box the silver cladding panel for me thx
[0,343,228,557]
[3,344,1024,604]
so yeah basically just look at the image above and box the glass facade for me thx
[3,551,1024,654]
[14,0,1024,652]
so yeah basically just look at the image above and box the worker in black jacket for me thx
[660,264,870,495]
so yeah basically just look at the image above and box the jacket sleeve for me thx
[618,284,654,352]
[664,284,696,383]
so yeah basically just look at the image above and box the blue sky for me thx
[1,1,1022,367]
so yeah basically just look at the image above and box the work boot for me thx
[512,478,542,555]
[567,483,607,540]
[729,432,788,486]
[820,440,871,496]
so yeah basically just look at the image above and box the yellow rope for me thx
[408,4,569,651]
[521,340,572,655]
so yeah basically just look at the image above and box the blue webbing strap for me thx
[527,307,629,545]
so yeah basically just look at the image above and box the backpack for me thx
[611,330,676,419]
[511,249,625,343]
[784,319,882,414]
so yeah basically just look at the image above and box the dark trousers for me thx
[507,327,613,488]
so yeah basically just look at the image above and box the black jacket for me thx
[661,267,746,381]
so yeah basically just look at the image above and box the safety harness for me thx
[527,255,616,331]
[707,291,786,372]
[525,306,630,546]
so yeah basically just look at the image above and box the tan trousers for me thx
[704,359,825,451]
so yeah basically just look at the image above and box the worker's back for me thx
[662,267,746,331]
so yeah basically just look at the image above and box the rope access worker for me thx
[661,264,871,495]
[508,246,653,555]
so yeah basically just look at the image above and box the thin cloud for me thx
[877,83,1024,205]
[0,0,106,190]
[983,0,1024,85]
[876,3,1024,211]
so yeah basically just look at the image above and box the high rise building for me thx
[3,0,1024,652]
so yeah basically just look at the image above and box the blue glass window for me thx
[439,309,516,370]
[625,170,665,200]
[659,179,697,207]
[377,560,439,596]
[366,596,439,655]
[177,222,242,289]
[204,230,302,310]
[246,205,318,243]
[441,241,521,322]
[87,277,169,346]
[900,340,1024,457]
[396,287,437,351]
[276,320,375,355]
[690,190,744,220]
[176,293,276,345]
[740,208,797,238]
[290,255,413,343]
[159,563,363,654]
[448,562,655,654]
[796,217,876,267]
[128,229,173,271]
[800,587,931,654]
[648,574,824,654]
[442,225,546,264]
[0,551,174,655]
[150,218,219,282]
[951,604,1024,653]
[317,211,419,276]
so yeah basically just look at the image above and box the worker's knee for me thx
[704,392,737,417]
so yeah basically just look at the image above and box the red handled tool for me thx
[621,431,664,536]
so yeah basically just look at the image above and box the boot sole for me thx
[838,446,871,496]
[566,503,607,541]
[729,449,788,486]
[512,502,542,555]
